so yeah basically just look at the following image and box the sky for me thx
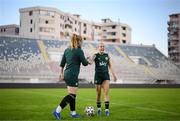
[0,0,180,56]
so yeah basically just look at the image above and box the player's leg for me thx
[67,86,79,117]
[53,74,79,119]
[53,86,78,119]
[96,84,102,115]
[63,74,79,117]
[95,72,103,116]
[102,80,110,116]
[96,85,101,104]
[60,86,77,110]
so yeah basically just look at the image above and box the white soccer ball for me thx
[84,106,95,116]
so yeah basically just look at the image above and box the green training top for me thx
[60,47,89,74]
[94,53,109,73]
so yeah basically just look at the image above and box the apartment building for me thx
[168,13,180,67]
[101,18,131,44]
[0,24,19,36]
[19,6,131,43]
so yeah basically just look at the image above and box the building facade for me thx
[19,6,131,43]
[101,18,131,44]
[0,24,19,36]
[168,13,180,67]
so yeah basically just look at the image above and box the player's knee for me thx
[104,91,108,96]
[97,92,101,96]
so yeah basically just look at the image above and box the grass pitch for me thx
[0,88,180,121]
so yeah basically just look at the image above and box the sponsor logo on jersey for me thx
[99,61,107,66]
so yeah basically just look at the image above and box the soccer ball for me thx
[84,106,95,116]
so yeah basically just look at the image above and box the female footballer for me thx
[53,34,90,119]
[92,42,117,116]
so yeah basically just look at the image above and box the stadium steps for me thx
[114,45,134,64]
[38,40,49,61]
[1,36,180,84]
[88,43,97,54]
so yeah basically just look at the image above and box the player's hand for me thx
[86,56,92,65]
[113,75,117,82]
[59,74,64,81]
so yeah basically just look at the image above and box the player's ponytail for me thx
[70,34,82,49]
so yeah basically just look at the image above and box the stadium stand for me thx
[0,36,180,84]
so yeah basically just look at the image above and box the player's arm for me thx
[89,54,96,64]
[108,55,117,82]
[79,49,89,66]
[59,52,66,81]
[86,54,96,65]
[59,66,64,81]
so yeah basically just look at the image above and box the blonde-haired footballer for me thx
[92,42,117,116]
[53,34,90,119]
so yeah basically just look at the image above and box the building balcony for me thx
[169,43,179,47]
[102,35,119,40]
[168,39,179,43]
[168,49,179,54]
[168,27,179,31]
[169,36,179,40]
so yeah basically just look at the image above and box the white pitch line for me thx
[79,98,180,116]
[110,102,180,116]
[19,90,180,116]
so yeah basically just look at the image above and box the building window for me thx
[1,29,3,32]
[45,20,48,24]
[29,11,33,16]
[4,28,6,32]
[112,32,116,35]
[30,19,33,24]
[65,24,72,29]
[112,39,116,42]
[84,23,87,27]
[30,28,32,32]
[168,42,170,46]
[39,11,54,17]
[112,26,116,29]
[75,21,77,24]
[15,28,19,34]
[84,38,86,40]
[122,33,126,37]
[103,36,107,39]
[39,27,55,33]
[83,30,86,34]
[60,15,64,20]
[122,26,126,30]
[122,40,126,43]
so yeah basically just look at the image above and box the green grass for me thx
[0,88,180,121]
